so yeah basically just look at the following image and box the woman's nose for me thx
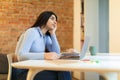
[54,20,57,24]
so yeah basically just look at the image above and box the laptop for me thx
[60,36,90,60]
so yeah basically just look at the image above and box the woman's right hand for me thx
[66,48,79,53]
[44,52,60,60]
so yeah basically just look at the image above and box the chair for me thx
[7,54,18,80]
[0,54,8,80]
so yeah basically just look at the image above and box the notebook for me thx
[60,36,90,60]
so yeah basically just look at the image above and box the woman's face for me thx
[46,15,57,30]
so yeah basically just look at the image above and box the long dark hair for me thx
[31,11,57,28]
[17,11,57,41]
[31,11,57,35]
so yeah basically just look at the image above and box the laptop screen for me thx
[80,36,90,59]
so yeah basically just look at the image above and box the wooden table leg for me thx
[26,69,43,80]
[99,72,118,80]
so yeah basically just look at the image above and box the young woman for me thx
[13,11,71,80]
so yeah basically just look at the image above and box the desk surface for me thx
[12,55,120,73]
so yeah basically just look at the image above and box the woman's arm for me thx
[46,34,60,53]
[46,21,60,53]
[15,28,44,61]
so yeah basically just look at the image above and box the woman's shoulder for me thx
[22,27,39,38]
[26,27,38,32]
[25,27,39,35]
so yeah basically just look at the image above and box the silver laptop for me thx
[60,36,90,60]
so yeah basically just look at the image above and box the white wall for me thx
[109,0,120,53]
[84,0,99,52]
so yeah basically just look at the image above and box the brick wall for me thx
[0,0,73,53]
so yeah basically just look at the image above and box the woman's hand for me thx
[44,52,60,60]
[66,48,79,53]
[49,23,57,34]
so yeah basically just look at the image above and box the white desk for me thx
[12,55,120,80]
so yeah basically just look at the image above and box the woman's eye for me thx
[50,17,54,20]
[50,17,56,21]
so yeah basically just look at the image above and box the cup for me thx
[89,46,97,56]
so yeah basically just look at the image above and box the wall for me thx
[84,0,109,53]
[0,0,73,53]
[84,0,99,52]
[99,0,109,53]
[109,0,120,53]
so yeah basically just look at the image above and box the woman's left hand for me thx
[49,23,57,34]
